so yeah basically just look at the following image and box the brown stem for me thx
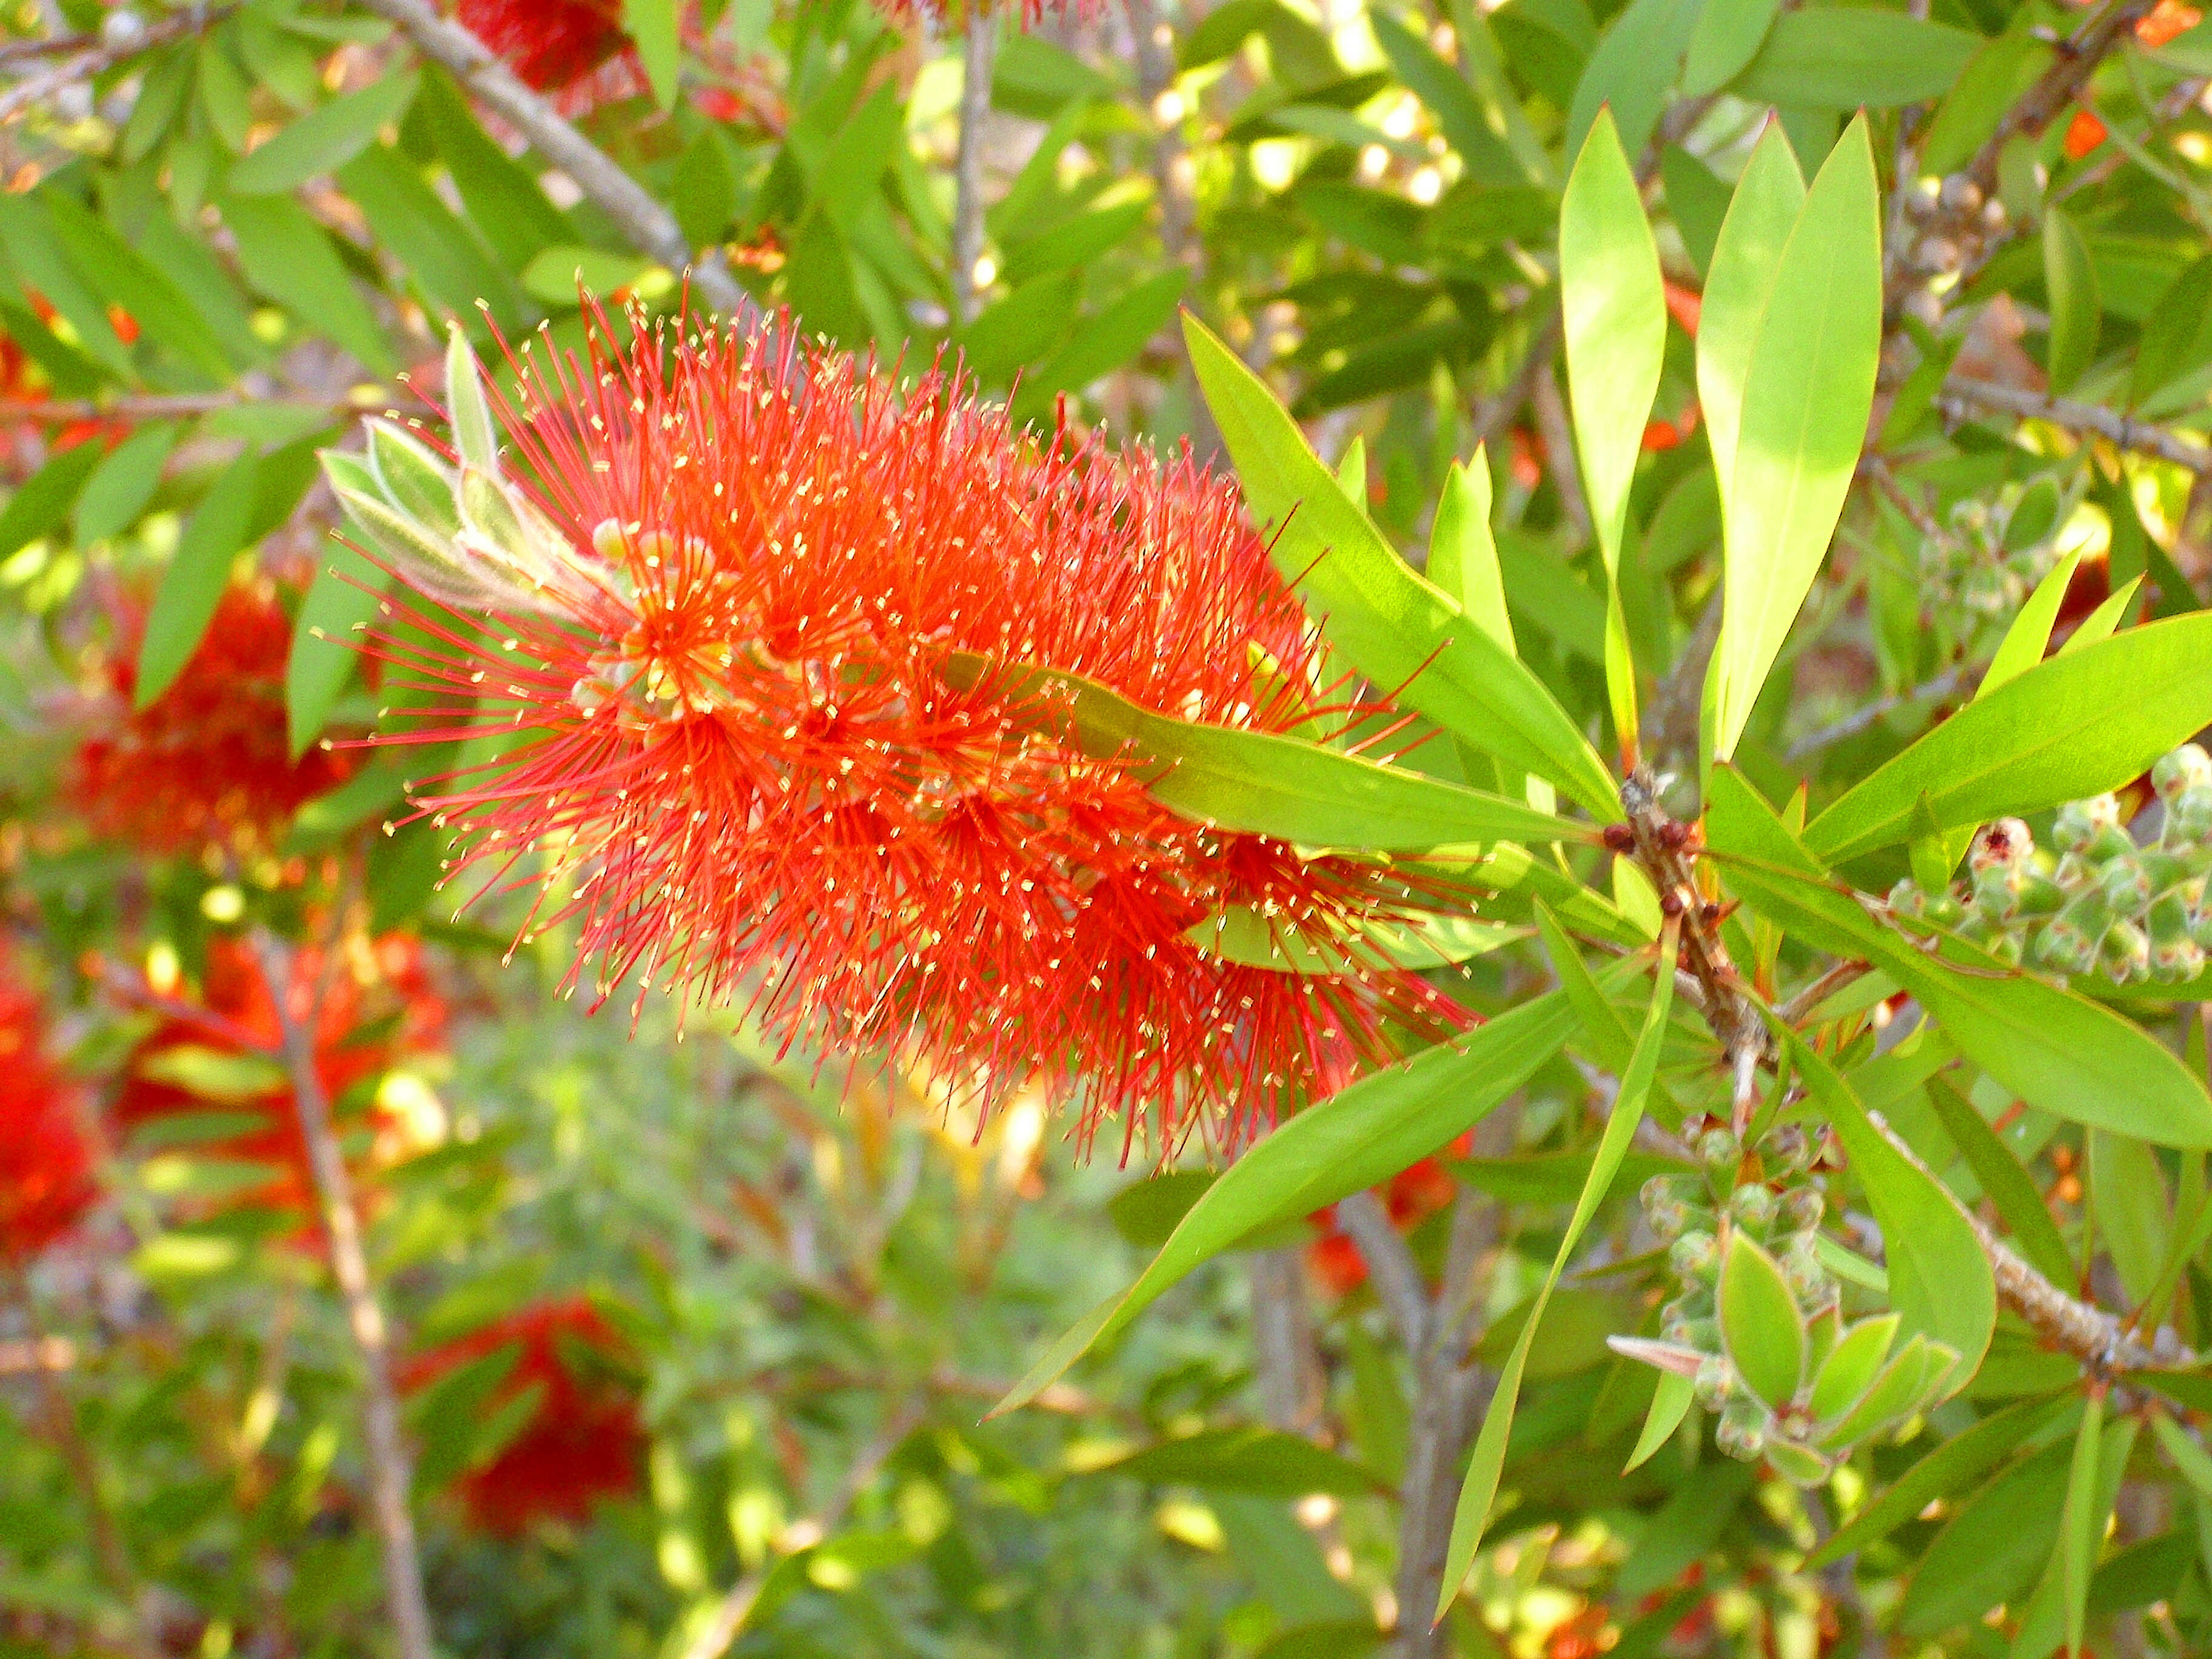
[1247,1248,1324,1435]
[1937,377,2212,474]
[347,0,749,321]
[1336,1190,1431,1355]
[1784,659,1979,761]
[949,17,997,327]
[247,931,434,1659]
[0,6,233,124]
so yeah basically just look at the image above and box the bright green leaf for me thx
[227,67,420,194]
[136,455,261,709]
[2042,206,2101,396]
[1719,1231,1806,1409]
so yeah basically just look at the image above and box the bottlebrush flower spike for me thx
[113,934,446,1223]
[400,1298,645,1534]
[0,948,97,1261]
[321,309,1476,1154]
[70,581,361,856]
[457,0,634,96]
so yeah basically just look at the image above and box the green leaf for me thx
[73,424,176,545]
[0,442,102,564]
[2059,577,2139,653]
[1681,0,1778,97]
[1982,548,2082,696]
[1021,269,1191,411]
[1369,10,1530,186]
[1920,30,2053,176]
[2087,1130,2171,1306]
[287,542,394,757]
[625,0,681,110]
[1714,769,2212,1148]
[1105,1171,1216,1250]
[136,455,261,709]
[1729,12,1982,106]
[2130,253,2212,408]
[1805,612,2212,862]
[993,976,1620,1416]
[227,67,420,194]
[1805,1392,2076,1569]
[520,246,656,306]
[1437,930,1678,1615]
[1808,1313,1899,1423]
[2059,1390,2106,1659]
[415,69,575,272]
[1428,451,1513,654]
[1624,1370,1695,1471]
[446,324,499,475]
[1184,315,1619,816]
[1711,115,1880,762]
[220,192,396,375]
[1561,106,1666,580]
[1098,1428,1382,1496]
[1190,906,1526,974]
[43,193,235,383]
[1718,1231,1805,1409]
[1926,1076,2075,1290]
[2042,206,2101,396]
[2150,1412,2212,1501]
[938,654,1583,852]
[1565,0,1701,164]
[1899,1436,2075,1637]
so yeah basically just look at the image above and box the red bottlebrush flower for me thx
[2137,0,2202,45]
[457,0,644,104]
[70,581,361,856]
[333,309,1473,1153]
[2063,107,2109,161]
[0,951,97,1261]
[112,934,444,1223]
[401,1299,645,1533]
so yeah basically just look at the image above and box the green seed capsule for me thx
[2103,855,2154,916]
[2103,919,2152,983]
[1887,877,1926,918]
[2154,743,2212,800]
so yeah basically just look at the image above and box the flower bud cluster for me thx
[1887,746,2212,986]
[1623,1127,1956,1484]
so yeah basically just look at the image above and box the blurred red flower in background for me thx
[70,581,360,857]
[401,1299,646,1533]
[457,0,633,93]
[0,948,97,1261]
[350,309,1472,1153]
[111,934,446,1224]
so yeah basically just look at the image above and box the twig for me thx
[949,16,997,326]
[347,0,748,321]
[1247,1247,1323,1435]
[1785,659,1979,760]
[1336,1189,1431,1355]
[1776,959,1874,1026]
[1938,377,2212,474]
[1529,361,1590,547]
[1866,1110,2194,1373]
[1641,589,1723,775]
[1469,315,1560,457]
[0,6,230,127]
[680,1399,925,1659]
[248,930,434,1659]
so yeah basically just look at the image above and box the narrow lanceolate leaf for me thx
[1428,452,1513,654]
[1681,0,1780,96]
[1795,1041,1996,1388]
[1624,1370,1695,1472]
[936,655,1589,852]
[1437,928,1680,1620]
[2059,1390,2106,1659]
[1719,1232,1806,1410]
[1711,116,1881,762]
[1806,612,2212,863]
[993,974,1629,1416]
[1926,1076,2075,1290]
[2042,206,2101,396]
[1698,126,1805,536]
[226,67,420,194]
[446,324,500,475]
[1184,315,1620,817]
[137,455,262,709]
[1981,547,2082,697]
[1713,766,2212,1148]
[1561,107,1666,578]
[623,0,682,110]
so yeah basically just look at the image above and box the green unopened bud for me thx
[2034,919,2100,974]
[2151,937,2204,984]
[1765,1125,1814,1175]
[2102,853,2154,916]
[1729,1184,1780,1231]
[1971,863,2022,920]
[1887,877,1926,918]
[1715,1406,1768,1461]
[1698,1128,1740,1171]
[2014,873,2066,917]
[1924,891,1966,927]
[2055,794,2123,852]
[2168,785,2212,845]
[2103,919,2152,983]
[1779,1186,1825,1231]
[1671,1230,1720,1281]
[1694,1355,1734,1412]
[1985,931,2024,967]
[2154,744,2212,800]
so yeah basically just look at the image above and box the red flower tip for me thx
[456,0,632,93]
[402,1298,645,1533]
[2136,0,2201,46]
[2063,107,2109,161]
[1661,281,1701,340]
[344,304,1474,1153]
[112,934,446,1226]
[70,581,361,856]
[0,948,96,1261]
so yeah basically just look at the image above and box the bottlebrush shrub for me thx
[112,934,445,1223]
[70,581,360,857]
[401,1298,646,1534]
[318,313,1473,1155]
[0,948,96,1261]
